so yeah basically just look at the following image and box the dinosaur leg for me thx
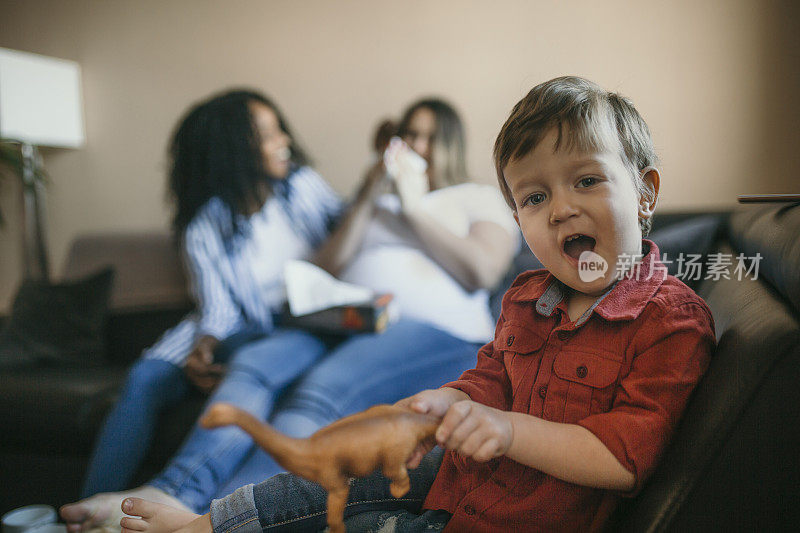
[326,485,350,533]
[383,462,411,498]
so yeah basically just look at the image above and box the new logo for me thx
[578,251,608,282]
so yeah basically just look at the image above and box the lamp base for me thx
[20,142,50,281]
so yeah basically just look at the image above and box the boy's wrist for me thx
[505,410,522,457]
[439,386,470,405]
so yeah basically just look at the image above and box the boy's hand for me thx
[395,388,468,468]
[436,400,513,462]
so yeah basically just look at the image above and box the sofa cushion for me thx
[0,268,114,368]
[668,340,800,531]
[0,366,126,453]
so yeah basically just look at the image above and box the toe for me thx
[121,497,148,518]
[122,498,156,519]
[120,517,148,532]
[60,502,93,524]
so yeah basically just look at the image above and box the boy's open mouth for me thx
[563,234,596,260]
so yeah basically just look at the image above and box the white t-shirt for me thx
[340,183,519,343]
[246,197,313,311]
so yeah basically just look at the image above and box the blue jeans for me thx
[210,447,448,533]
[147,329,329,512]
[81,359,189,497]
[82,328,265,497]
[215,320,480,498]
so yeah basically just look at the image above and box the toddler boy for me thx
[397,75,716,531]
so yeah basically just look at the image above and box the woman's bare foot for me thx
[60,486,191,532]
[119,498,203,533]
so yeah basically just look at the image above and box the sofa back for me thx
[62,232,190,310]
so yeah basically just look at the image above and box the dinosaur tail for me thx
[202,403,309,472]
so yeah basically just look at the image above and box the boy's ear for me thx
[638,166,660,220]
[513,210,520,228]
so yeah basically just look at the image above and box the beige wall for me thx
[1,0,798,312]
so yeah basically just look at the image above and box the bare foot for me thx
[119,498,201,533]
[60,486,191,533]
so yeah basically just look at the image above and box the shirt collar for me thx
[508,239,664,324]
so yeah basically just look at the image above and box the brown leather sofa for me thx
[1,204,798,532]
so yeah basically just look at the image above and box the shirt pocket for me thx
[545,350,622,423]
[495,323,546,397]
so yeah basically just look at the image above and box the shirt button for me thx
[506,335,515,346]
[576,365,588,378]
[464,504,476,516]
[557,331,569,341]
[538,385,548,398]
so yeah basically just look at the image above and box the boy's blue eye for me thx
[577,176,598,188]
[523,192,546,206]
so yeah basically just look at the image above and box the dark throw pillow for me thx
[0,267,115,368]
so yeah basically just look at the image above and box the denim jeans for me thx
[147,328,330,512]
[210,447,448,533]
[214,320,481,498]
[81,359,189,496]
[81,327,268,497]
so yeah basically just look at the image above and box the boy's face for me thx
[504,127,658,297]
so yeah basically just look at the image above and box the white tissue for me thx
[383,137,429,210]
[384,137,427,176]
[284,260,375,316]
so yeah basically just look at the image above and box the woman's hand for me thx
[184,335,224,393]
[436,400,513,463]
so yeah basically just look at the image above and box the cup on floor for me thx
[1,505,57,533]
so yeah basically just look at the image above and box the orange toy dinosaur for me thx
[201,403,440,533]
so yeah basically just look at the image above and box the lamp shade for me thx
[0,47,84,148]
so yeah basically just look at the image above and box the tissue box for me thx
[280,294,395,335]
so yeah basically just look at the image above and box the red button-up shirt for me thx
[423,241,715,532]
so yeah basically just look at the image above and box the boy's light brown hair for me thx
[494,76,658,235]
